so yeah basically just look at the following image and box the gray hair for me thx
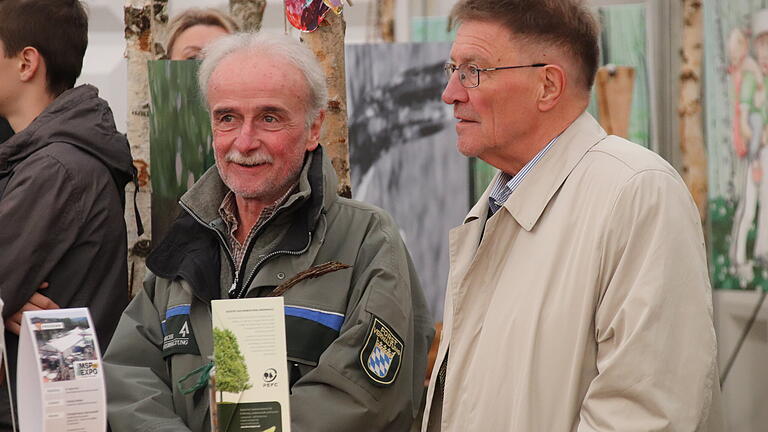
[197,32,329,126]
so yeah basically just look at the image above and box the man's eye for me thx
[220,114,235,123]
[264,115,277,123]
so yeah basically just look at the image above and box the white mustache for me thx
[225,151,273,166]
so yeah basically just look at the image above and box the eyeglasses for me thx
[443,62,547,88]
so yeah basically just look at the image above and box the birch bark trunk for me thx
[230,0,268,32]
[302,12,351,197]
[124,0,167,295]
[679,0,707,221]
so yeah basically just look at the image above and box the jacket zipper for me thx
[178,201,237,285]
[233,232,313,299]
[180,200,314,300]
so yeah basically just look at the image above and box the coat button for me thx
[276,272,286,280]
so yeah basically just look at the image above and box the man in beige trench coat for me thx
[422,0,723,431]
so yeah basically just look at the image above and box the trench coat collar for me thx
[464,111,607,231]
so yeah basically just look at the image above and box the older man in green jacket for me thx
[104,33,433,432]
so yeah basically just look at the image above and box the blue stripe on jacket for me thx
[285,306,344,331]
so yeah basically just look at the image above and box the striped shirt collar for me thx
[488,136,559,215]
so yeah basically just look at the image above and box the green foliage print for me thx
[213,327,252,400]
[148,59,215,242]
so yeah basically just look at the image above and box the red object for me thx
[286,0,330,32]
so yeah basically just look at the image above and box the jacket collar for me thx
[147,146,333,302]
[465,112,607,231]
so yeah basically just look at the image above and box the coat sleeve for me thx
[0,154,82,318]
[290,211,434,431]
[578,170,720,431]
[103,274,192,432]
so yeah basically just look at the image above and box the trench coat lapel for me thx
[502,112,608,231]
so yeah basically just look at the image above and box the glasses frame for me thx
[444,62,548,88]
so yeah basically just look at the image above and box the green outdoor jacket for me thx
[104,147,434,432]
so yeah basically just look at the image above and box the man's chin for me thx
[456,141,480,158]
[230,187,269,201]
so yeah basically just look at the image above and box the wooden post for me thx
[595,66,636,139]
[124,0,166,295]
[230,0,268,32]
[377,0,396,42]
[302,12,351,198]
[679,0,707,221]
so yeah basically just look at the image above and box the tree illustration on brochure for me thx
[213,327,252,401]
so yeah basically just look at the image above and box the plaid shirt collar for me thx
[218,183,297,268]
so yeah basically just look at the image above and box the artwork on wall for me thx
[346,42,469,321]
[148,60,215,245]
[705,0,768,290]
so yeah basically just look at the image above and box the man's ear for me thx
[305,109,326,152]
[537,64,566,112]
[18,46,43,83]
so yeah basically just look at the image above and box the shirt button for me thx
[276,272,286,280]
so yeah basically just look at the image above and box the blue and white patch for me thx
[359,316,403,386]
[161,304,199,358]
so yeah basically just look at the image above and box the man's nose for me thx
[233,121,261,153]
[442,72,468,105]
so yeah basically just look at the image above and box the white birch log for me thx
[679,0,707,221]
[124,0,154,296]
[302,11,351,197]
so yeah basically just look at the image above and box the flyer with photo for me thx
[17,308,106,432]
[211,297,290,432]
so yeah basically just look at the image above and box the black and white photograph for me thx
[346,42,470,321]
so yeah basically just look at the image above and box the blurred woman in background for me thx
[166,8,239,60]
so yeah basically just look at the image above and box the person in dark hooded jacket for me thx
[0,118,11,144]
[0,0,136,428]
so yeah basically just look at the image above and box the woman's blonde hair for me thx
[166,8,239,58]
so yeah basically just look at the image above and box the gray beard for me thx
[216,157,304,203]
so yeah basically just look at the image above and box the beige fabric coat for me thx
[423,113,722,432]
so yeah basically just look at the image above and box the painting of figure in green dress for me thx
[148,60,215,245]
[705,1,768,291]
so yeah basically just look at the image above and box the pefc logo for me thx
[263,368,277,383]
[74,361,100,379]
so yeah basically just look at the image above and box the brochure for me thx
[211,297,290,432]
[17,308,106,431]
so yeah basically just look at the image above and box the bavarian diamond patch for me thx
[359,316,403,386]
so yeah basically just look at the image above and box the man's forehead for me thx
[212,51,295,79]
[209,52,305,93]
[450,20,515,64]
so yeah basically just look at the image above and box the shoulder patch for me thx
[359,316,403,386]
[161,304,200,358]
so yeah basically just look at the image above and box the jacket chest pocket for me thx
[284,305,344,385]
